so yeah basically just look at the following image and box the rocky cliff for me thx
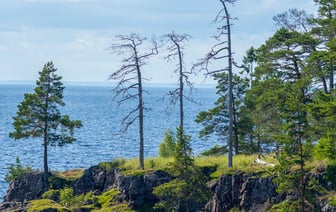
[1,166,335,211]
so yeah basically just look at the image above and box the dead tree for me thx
[193,0,236,167]
[161,32,193,131]
[109,34,158,170]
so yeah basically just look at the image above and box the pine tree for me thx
[153,127,210,212]
[9,61,82,182]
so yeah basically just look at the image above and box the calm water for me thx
[0,83,219,199]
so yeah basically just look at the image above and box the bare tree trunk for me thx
[178,45,184,130]
[221,0,234,168]
[136,56,145,170]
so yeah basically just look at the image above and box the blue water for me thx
[0,83,219,199]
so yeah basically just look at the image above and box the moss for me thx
[329,194,336,207]
[28,199,69,212]
[88,189,135,211]
[95,189,119,208]
[268,200,300,212]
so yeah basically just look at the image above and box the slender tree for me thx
[9,61,82,182]
[194,0,236,167]
[161,32,192,130]
[109,34,158,170]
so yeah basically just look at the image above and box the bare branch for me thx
[108,33,158,169]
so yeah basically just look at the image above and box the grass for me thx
[28,199,68,212]
[196,154,278,178]
[51,169,85,181]
[115,154,278,177]
[91,189,135,212]
[48,154,279,179]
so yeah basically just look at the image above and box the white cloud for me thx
[0,0,319,83]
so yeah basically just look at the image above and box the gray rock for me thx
[3,171,48,202]
[204,172,278,212]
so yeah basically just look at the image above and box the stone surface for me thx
[3,171,48,202]
[204,172,279,212]
[2,166,335,211]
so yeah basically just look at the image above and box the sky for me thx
[0,0,318,85]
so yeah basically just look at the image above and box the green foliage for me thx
[99,158,126,170]
[158,129,176,157]
[95,189,118,208]
[309,91,336,161]
[9,61,82,174]
[4,157,32,182]
[154,127,210,211]
[329,195,336,207]
[325,164,336,189]
[51,169,84,182]
[60,187,74,207]
[200,145,227,156]
[269,200,300,212]
[28,199,68,212]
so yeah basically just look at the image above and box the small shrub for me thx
[60,187,74,207]
[158,129,176,157]
[329,195,336,207]
[4,157,32,182]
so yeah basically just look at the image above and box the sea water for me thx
[0,82,220,199]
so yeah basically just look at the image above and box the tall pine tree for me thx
[10,61,82,181]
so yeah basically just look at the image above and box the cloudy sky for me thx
[0,0,317,84]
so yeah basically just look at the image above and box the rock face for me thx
[72,165,118,195]
[3,171,49,203]
[71,165,172,208]
[115,170,172,207]
[204,172,279,212]
[2,166,336,212]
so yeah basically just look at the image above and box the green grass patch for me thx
[95,189,119,208]
[51,169,84,181]
[28,199,68,212]
[195,154,278,178]
[329,193,336,207]
[106,154,278,177]
[99,158,126,170]
[90,189,134,211]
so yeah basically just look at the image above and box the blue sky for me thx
[0,0,317,84]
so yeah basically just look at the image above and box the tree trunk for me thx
[43,130,48,174]
[221,0,234,168]
[136,57,145,170]
[178,44,184,130]
[43,92,49,187]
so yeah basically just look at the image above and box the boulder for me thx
[3,171,48,202]
[72,165,117,195]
